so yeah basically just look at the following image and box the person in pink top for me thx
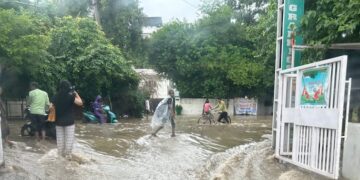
[203,99,212,115]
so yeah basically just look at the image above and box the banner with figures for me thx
[234,98,257,115]
[300,67,329,107]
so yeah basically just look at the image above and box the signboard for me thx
[300,67,329,107]
[282,0,304,69]
[234,98,257,115]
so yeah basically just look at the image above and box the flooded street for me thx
[1,116,329,180]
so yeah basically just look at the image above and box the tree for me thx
[147,4,273,98]
[300,0,360,62]
[0,9,52,97]
[302,0,360,45]
[98,0,145,62]
[52,0,90,17]
[224,0,269,25]
[146,1,279,99]
[48,16,139,103]
[0,0,91,19]
[0,3,144,116]
[245,0,276,96]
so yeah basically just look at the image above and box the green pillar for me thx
[282,0,304,69]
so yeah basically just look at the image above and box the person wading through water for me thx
[213,98,229,123]
[151,89,176,137]
[27,82,50,141]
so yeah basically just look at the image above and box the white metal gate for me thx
[275,55,351,179]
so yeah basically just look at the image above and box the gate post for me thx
[272,0,305,149]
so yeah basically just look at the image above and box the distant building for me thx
[135,69,179,112]
[144,17,163,27]
[142,17,163,39]
[134,69,173,99]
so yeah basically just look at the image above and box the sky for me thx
[139,0,202,24]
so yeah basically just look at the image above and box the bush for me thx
[175,105,183,115]
[111,90,146,118]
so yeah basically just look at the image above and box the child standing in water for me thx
[151,89,176,137]
[203,99,212,115]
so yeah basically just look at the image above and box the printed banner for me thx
[300,67,329,107]
[234,98,257,115]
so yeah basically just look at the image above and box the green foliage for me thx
[301,0,360,63]
[0,9,52,97]
[0,9,49,67]
[0,9,139,111]
[51,0,90,17]
[74,43,139,97]
[245,0,276,93]
[48,16,139,103]
[175,104,183,115]
[302,0,360,45]
[112,89,146,118]
[224,0,269,24]
[0,0,90,18]
[0,1,144,117]
[147,3,276,98]
[48,16,106,59]
[0,0,35,11]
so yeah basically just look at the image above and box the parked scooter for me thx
[20,108,56,138]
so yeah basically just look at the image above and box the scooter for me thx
[83,105,118,123]
[20,108,56,138]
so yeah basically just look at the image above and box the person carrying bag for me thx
[47,104,56,122]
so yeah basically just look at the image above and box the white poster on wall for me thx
[234,97,257,115]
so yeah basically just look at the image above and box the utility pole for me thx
[91,0,101,26]
[0,85,3,166]
[0,112,3,167]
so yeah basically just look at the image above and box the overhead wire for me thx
[180,0,198,10]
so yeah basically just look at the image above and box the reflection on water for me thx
[2,116,330,180]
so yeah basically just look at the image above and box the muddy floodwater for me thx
[1,116,331,180]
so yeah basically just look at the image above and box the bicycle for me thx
[197,111,232,124]
[197,111,215,124]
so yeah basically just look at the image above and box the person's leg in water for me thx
[4,136,14,147]
[151,125,164,137]
[63,124,75,160]
[40,115,46,140]
[217,113,222,123]
[217,112,225,123]
[223,112,229,123]
[41,130,46,140]
[146,110,149,121]
[31,114,42,141]
[56,126,66,157]
[170,117,175,137]
[2,119,14,147]
[94,110,106,123]
[103,112,108,123]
